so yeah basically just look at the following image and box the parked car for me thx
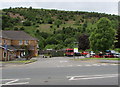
[81,51,89,56]
[104,53,114,58]
[74,52,81,56]
[114,53,120,58]
[90,51,95,57]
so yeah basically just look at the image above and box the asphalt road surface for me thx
[1,57,119,85]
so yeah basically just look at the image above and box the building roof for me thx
[1,30,38,40]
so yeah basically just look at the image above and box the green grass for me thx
[72,58,120,61]
[37,24,52,33]
[1,59,37,64]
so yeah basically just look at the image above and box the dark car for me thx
[74,52,81,56]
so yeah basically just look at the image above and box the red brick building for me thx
[0,30,39,61]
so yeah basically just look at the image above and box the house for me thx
[0,30,39,61]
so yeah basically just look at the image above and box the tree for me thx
[89,17,115,52]
[46,37,58,45]
[23,20,31,26]
[78,33,89,50]
[29,6,32,10]
[115,22,120,48]
[20,27,25,30]
[14,27,19,30]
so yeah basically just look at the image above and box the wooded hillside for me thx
[2,7,120,50]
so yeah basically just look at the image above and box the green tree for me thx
[89,17,115,52]
[14,27,19,30]
[78,33,90,50]
[20,27,25,30]
[115,22,120,48]
[46,37,58,45]
[23,20,31,26]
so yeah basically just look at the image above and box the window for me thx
[24,40,29,45]
[19,40,23,45]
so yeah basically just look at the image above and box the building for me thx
[0,30,39,61]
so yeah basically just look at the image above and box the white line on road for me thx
[110,64,118,66]
[60,61,68,63]
[5,79,19,85]
[67,74,118,81]
[1,78,30,85]
[92,64,101,66]
[77,65,82,66]
[85,64,92,66]
[100,64,108,66]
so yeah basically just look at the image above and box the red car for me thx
[81,51,89,56]
[104,53,114,58]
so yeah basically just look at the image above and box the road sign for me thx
[74,48,78,52]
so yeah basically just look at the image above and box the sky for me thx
[0,0,119,15]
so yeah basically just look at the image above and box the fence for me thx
[39,50,65,57]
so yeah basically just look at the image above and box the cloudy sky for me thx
[0,0,119,15]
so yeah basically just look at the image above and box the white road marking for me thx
[85,64,92,66]
[56,63,118,68]
[67,74,118,81]
[5,79,19,84]
[60,61,68,63]
[92,64,101,66]
[110,64,118,66]
[100,63,108,66]
[77,65,82,66]
[57,66,64,67]
[0,78,30,85]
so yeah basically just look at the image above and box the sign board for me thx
[74,48,78,52]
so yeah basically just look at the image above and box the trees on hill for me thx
[89,17,115,52]
[78,33,89,50]
[2,7,119,50]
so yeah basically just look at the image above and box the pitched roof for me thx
[1,30,38,40]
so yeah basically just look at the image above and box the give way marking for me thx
[67,74,118,81]
[0,78,30,85]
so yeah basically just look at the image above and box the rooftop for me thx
[0,30,38,40]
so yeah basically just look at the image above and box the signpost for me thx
[74,48,78,59]
[74,48,78,53]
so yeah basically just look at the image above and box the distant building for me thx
[0,30,39,61]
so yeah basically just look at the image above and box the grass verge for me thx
[1,59,37,64]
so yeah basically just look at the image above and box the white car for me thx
[114,53,120,58]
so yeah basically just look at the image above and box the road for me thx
[1,57,119,85]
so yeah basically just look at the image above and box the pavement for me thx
[1,56,119,85]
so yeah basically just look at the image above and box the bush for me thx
[23,21,31,26]
[114,48,120,52]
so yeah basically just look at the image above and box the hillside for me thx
[2,7,120,50]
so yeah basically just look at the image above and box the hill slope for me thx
[2,7,120,50]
